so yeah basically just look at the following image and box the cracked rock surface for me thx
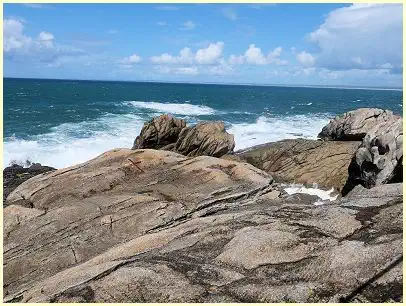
[235,138,360,192]
[3,149,402,303]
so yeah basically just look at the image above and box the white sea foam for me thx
[229,114,330,151]
[126,101,216,116]
[4,110,331,170]
[3,113,146,169]
[283,184,338,205]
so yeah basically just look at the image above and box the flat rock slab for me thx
[236,138,360,192]
[3,149,402,303]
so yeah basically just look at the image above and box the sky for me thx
[3,3,403,87]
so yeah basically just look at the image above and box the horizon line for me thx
[4,76,403,92]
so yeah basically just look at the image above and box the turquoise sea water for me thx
[3,78,403,168]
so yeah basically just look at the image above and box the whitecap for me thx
[228,114,331,151]
[283,184,338,204]
[125,101,216,116]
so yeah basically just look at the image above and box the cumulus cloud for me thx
[3,17,85,63]
[180,20,196,30]
[38,31,54,48]
[229,44,288,65]
[120,53,142,65]
[296,51,315,67]
[151,42,224,65]
[308,3,402,72]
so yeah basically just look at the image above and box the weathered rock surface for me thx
[132,114,186,150]
[132,115,235,158]
[236,138,361,192]
[174,121,235,157]
[3,149,402,303]
[3,163,56,205]
[318,108,397,141]
[343,115,403,194]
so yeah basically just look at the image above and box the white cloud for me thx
[180,20,196,30]
[3,18,32,52]
[38,31,54,48]
[195,42,224,64]
[120,53,142,65]
[157,21,167,26]
[244,44,267,65]
[221,7,238,21]
[308,4,402,71]
[296,51,315,67]
[107,29,118,34]
[3,17,85,63]
[155,66,199,75]
[150,42,224,65]
[228,54,245,65]
[236,44,287,65]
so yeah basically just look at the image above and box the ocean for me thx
[3,78,403,169]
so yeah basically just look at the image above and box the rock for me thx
[318,108,397,141]
[132,114,186,150]
[343,115,402,194]
[175,121,235,157]
[3,158,402,303]
[132,115,235,158]
[3,148,273,300]
[3,163,56,205]
[236,138,361,192]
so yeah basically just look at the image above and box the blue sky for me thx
[3,3,403,87]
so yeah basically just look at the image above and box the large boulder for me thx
[3,149,402,302]
[236,138,361,192]
[174,121,235,157]
[318,108,396,141]
[3,163,56,205]
[132,114,186,150]
[343,116,402,194]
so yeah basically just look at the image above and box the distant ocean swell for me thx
[4,101,332,168]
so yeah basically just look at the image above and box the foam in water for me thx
[3,113,146,169]
[283,184,338,205]
[126,101,216,116]
[229,114,330,151]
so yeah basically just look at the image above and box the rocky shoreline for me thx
[3,107,403,302]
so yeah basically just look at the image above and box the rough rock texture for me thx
[174,121,235,157]
[132,115,235,158]
[343,115,403,194]
[318,108,396,141]
[236,139,361,192]
[3,149,402,303]
[3,163,56,205]
[132,114,186,150]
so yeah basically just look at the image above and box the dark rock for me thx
[3,163,56,205]
[343,115,402,194]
